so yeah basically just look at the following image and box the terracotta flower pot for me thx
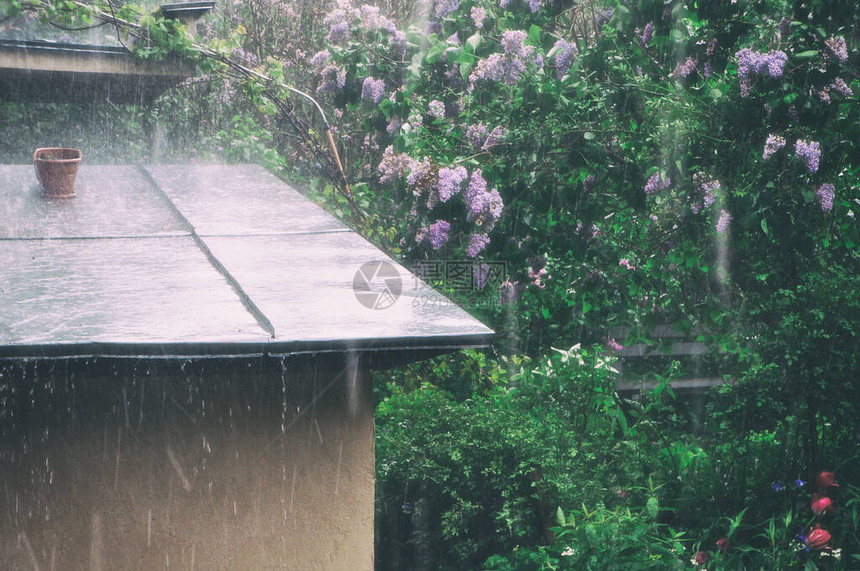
[34,147,82,198]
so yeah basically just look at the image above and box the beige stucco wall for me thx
[0,357,374,570]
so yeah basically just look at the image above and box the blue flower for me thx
[773,480,786,492]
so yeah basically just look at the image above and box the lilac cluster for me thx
[619,259,635,271]
[499,0,514,8]
[794,139,821,173]
[359,5,397,35]
[309,49,330,69]
[763,134,786,159]
[644,172,671,195]
[467,233,490,257]
[437,166,467,202]
[606,338,624,351]
[391,30,408,59]
[323,8,352,42]
[552,39,578,79]
[435,0,459,18]
[386,115,403,134]
[830,77,852,98]
[706,37,718,57]
[471,6,486,28]
[691,173,720,214]
[815,183,835,212]
[482,125,508,149]
[317,64,347,92]
[468,30,543,90]
[427,220,451,249]
[473,262,490,288]
[635,23,653,47]
[378,146,416,183]
[825,36,848,63]
[428,100,446,120]
[407,156,433,190]
[361,77,385,104]
[464,170,503,230]
[465,123,488,149]
[736,48,788,97]
[671,56,698,79]
[715,209,732,234]
[527,0,542,13]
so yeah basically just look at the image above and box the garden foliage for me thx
[2,0,860,568]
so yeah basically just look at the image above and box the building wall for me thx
[0,356,374,570]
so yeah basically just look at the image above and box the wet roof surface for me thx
[0,164,493,358]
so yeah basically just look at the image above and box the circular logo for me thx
[353,261,402,310]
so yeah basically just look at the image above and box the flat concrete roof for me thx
[0,163,493,359]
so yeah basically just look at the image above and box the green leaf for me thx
[795,50,818,60]
[556,506,566,526]
[465,32,482,54]
[528,24,541,44]
[584,132,596,140]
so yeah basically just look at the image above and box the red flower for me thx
[811,494,834,516]
[805,526,832,550]
[816,471,839,492]
[716,538,731,553]
[695,551,709,565]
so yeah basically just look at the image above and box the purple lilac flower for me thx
[386,115,403,134]
[471,6,486,28]
[635,23,653,47]
[317,64,347,92]
[482,125,508,149]
[465,123,488,149]
[716,209,732,234]
[527,0,541,13]
[428,100,446,120]
[359,5,397,35]
[706,38,718,57]
[378,146,416,183]
[473,262,490,287]
[818,88,831,104]
[825,36,848,63]
[830,77,852,97]
[324,8,352,42]
[309,49,330,69]
[424,21,442,36]
[407,156,433,189]
[702,61,712,78]
[361,77,386,104]
[794,139,821,173]
[644,172,671,195]
[427,220,451,249]
[391,30,408,58]
[466,169,488,202]
[435,0,459,19]
[671,56,697,79]
[763,134,786,160]
[619,259,635,270]
[692,173,720,213]
[467,234,491,258]
[499,0,514,8]
[736,48,788,97]
[437,165,467,202]
[815,183,835,212]
[469,30,542,89]
[606,338,624,351]
[552,39,578,79]
[407,109,424,131]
